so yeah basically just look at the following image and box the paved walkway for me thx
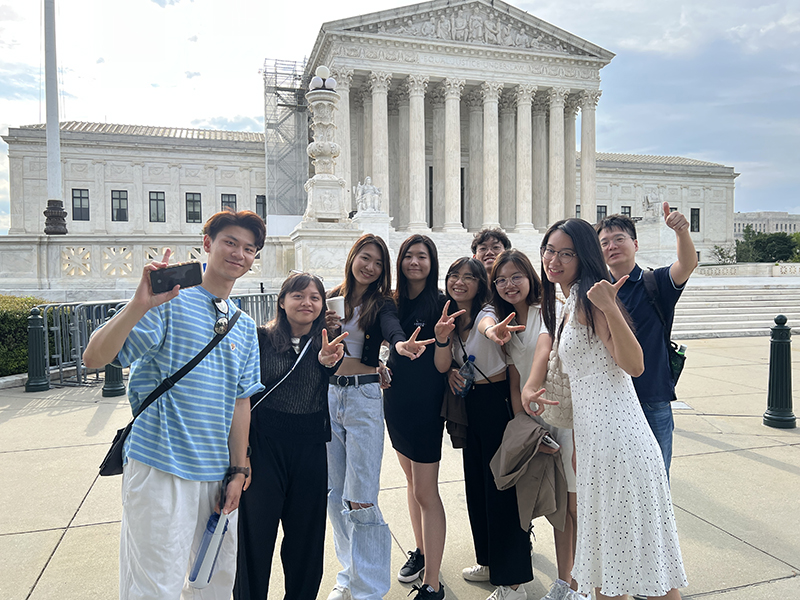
[1,337,798,600]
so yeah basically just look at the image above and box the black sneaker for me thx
[398,548,425,583]
[409,583,445,599]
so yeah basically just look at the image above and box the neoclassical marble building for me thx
[1,0,739,300]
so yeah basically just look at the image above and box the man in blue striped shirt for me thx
[84,210,266,599]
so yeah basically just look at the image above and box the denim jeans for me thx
[327,381,391,600]
[640,400,674,477]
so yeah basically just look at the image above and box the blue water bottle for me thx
[456,355,475,397]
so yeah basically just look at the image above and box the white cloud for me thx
[185,71,201,78]
[188,35,198,42]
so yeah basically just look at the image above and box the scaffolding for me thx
[263,58,309,216]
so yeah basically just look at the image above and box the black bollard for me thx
[26,307,50,392]
[101,308,126,397]
[763,315,796,429]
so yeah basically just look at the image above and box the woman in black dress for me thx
[384,235,455,600]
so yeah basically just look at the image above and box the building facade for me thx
[733,211,800,239]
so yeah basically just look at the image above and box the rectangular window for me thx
[255,195,266,221]
[221,194,237,212]
[111,190,128,222]
[596,205,607,222]
[149,191,166,222]
[72,189,90,221]
[575,204,581,219]
[621,205,631,218]
[186,193,202,223]
[691,208,700,232]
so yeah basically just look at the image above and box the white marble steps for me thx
[672,283,800,339]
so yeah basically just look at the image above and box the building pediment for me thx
[312,0,614,64]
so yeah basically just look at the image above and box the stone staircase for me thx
[672,282,800,339]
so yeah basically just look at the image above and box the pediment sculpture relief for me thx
[348,6,590,56]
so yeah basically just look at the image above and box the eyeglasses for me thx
[447,273,478,285]
[540,247,577,264]
[212,297,230,335]
[494,274,526,289]
[288,269,324,281]
[599,234,632,249]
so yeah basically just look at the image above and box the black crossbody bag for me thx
[642,269,685,389]
[99,309,241,476]
[457,335,514,420]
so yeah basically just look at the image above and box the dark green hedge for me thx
[0,295,46,377]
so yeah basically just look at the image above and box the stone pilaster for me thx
[370,71,392,214]
[388,90,401,228]
[580,89,601,225]
[331,68,353,211]
[548,87,568,224]
[481,81,503,229]
[396,84,410,230]
[466,89,483,231]
[443,78,465,231]
[407,74,429,231]
[532,95,548,229]
[514,85,536,232]
[564,94,579,219]
[499,90,516,229]
[93,160,107,233]
[430,84,446,230]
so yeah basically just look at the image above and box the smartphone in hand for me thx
[150,261,203,294]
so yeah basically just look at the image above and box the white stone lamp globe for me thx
[315,66,331,79]
[325,77,337,90]
[310,76,324,90]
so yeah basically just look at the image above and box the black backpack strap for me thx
[642,269,668,331]
[132,308,242,419]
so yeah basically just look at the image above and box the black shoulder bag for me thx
[99,309,242,476]
[457,335,514,420]
[641,269,685,388]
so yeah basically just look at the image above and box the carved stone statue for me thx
[642,193,662,219]
[355,177,383,212]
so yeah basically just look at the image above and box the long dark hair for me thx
[395,234,440,321]
[540,218,630,339]
[329,233,394,332]
[264,272,327,353]
[445,257,490,334]
[489,249,543,323]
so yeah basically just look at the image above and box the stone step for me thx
[674,327,800,340]
[676,307,800,317]
[673,317,799,330]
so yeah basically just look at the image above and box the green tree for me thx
[752,232,797,262]
[735,224,758,262]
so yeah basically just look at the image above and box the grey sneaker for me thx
[487,585,527,600]
[398,548,425,583]
[462,564,491,582]
[327,585,351,600]
[540,580,571,600]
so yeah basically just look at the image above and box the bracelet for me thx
[226,466,250,479]
[483,324,494,339]
[435,337,450,348]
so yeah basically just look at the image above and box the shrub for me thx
[0,295,47,377]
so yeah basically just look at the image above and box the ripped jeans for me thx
[327,381,391,600]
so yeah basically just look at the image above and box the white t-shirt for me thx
[452,305,507,381]
[504,305,543,393]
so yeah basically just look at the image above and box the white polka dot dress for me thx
[560,287,687,597]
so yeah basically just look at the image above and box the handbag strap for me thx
[131,308,242,421]
[250,337,313,412]
[457,333,513,418]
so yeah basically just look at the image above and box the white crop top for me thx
[340,305,365,358]
[452,306,507,381]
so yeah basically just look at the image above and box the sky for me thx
[1,0,798,235]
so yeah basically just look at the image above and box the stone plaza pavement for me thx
[1,336,798,600]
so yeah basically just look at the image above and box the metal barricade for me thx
[231,293,279,327]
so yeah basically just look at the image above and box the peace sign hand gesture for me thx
[434,300,466,345]
[319,329,348,367]
[586,275,629,314]
[396,326,435,360]
[485,312,525,346]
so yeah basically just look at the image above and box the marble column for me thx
[396,84,410,230]
[499,90,516,230]
[407,75,429,231]
[580,89,601,225]
[331,68,353,210]
[514,85,535,232]
[532,95,548,228]
[370,71,392,214]
[564,94,579,219]
[351,92,364,209]
[388,91,400,227]
[361,88,372,185]
[481,81,503,229]
[548,87,568,224]
[466,89,483,231]
[430,85,446,230]
[443,77,465,231]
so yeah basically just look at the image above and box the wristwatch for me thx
[227,466,250,479]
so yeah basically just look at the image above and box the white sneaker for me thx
[462,564,491,582]
[540,580,571,600]
[327,585,351,600]
[487,585,528,600]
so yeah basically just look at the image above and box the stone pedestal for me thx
[352,210,393,243]
[635,217,678,269]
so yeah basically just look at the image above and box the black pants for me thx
[463,382,533,586]
[234,431,327,600]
